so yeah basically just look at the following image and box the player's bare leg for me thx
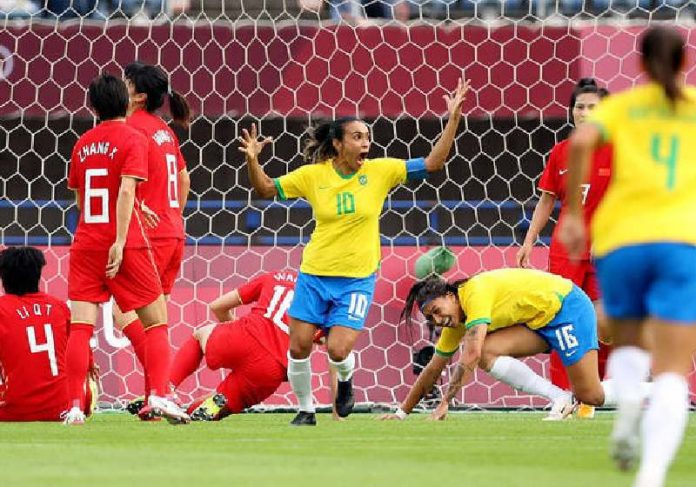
[479,325,574,420]
[288,318,320,426]
[326,326,361,418]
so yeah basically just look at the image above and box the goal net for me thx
[1,1,695,411]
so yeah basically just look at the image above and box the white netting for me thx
[2,1,696,411]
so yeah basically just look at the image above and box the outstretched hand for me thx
[238,123,273,161]
[443,77,470,118]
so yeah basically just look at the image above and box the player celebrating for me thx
[110,62,191,412]
[0,247,94,421]
[239,78,469,425]
[382,270,649,422]
[63,74,188,425]
[517,78,612,418]
[560,26,696,486]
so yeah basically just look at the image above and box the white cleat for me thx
[62,407,86,426]
[610,403,642,471]
[148,395,191,425]
[542,394,576,421]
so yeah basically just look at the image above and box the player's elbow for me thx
[254,182,276,199]
[424,155,445,173]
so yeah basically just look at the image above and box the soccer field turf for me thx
[1,412,694,487]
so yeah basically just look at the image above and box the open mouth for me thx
[356,152,368,165]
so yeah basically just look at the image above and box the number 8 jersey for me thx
[68,120,149,250]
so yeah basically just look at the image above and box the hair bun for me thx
[576,77,598,89]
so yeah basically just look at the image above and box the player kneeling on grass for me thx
[382,268,651,421]
[167,270,335,422]
[0,247,95,421]
[63,74,188,425]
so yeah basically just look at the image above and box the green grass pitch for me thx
[0,412,694,487]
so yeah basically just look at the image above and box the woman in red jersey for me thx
[517,78,612,415]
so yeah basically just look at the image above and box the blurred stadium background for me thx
[1,0,696,411]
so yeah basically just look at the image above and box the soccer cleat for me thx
[575,403,596,419]
[610,403,642,471]
[147,395,191,425]
[290,411,317,426]
[542,394,576,421]
[190,393,227,421]
[334,378,355,418]
[62,407,86,426]
[126,396,146,416]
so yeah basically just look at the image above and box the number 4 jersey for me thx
[234,270,297,367]
[68,120,150,250]
[127,109,187,241]
[0,292,71,420]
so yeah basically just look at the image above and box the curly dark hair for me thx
[0,246,46,295]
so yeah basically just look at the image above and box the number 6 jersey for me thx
[68,119,149,250]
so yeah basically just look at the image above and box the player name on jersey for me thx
[15,303,56,320]
[78,142,118,162]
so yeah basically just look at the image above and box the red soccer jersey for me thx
[127,109,187,240]
[68,120,149,250]
[538,139,613,260]
[237,271,297,365]
[0,292,71,417]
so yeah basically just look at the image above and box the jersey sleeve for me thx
[121,133,149,181]
[435,326,466,357]
[376,157,427,189]
[538,145,560,195]
[460,282,494,330]
[237,274,268,304]
[274,165,311,200]
[588,95,621,143]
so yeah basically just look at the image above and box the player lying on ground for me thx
[111,62,192,414]
[381,269,650,421]
[63,74,188,425]
[165,270,337,421]
[0,247,95,421]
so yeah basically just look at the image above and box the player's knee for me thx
[573,386,604,406]
[326,343,351,362]
[479,349,499,372]
[289,341,312,360]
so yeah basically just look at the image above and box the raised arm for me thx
[423,77,470,173]
[429,324,487,420]
[517,192,557,268]
[238,123,276,198]
[558,124,602,259]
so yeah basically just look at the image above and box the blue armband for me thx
[405,157,427,182]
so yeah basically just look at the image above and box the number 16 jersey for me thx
[68,120,149,250]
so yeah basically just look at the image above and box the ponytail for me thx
[641,26,685,107]
[302,116,360,163]
[168,90,192,129]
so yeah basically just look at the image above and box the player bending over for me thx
[63,74,188,425]
[0,247,94,421]
[381,269,650,421]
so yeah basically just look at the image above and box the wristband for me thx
[394,408,408,420]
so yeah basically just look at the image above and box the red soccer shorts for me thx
[150,238,184,295]
[205,321,287,414]
[549,256,601,302]
[68,248,162,312]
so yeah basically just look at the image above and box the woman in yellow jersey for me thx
[381,268,650,422]
[559,27,696,485]
[238,78,469,426]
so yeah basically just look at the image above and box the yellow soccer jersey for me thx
[435,268,573,357]
[588,82,696,257]
[274,157,424,277]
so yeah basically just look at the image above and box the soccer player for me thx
[517,78,612,418]
[381,269,649,422]
[0,247,94,421]
[239,77,469,425]
[559,26,696,487]
[63,74,188,425]
[109,62,191,412]
[169,270,331,420]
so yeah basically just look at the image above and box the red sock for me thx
[66,323,94,409]
[122,318,149,395]
[170,335,204,388]
[144,325,171,397]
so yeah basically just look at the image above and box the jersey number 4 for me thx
[26,324,58,377]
